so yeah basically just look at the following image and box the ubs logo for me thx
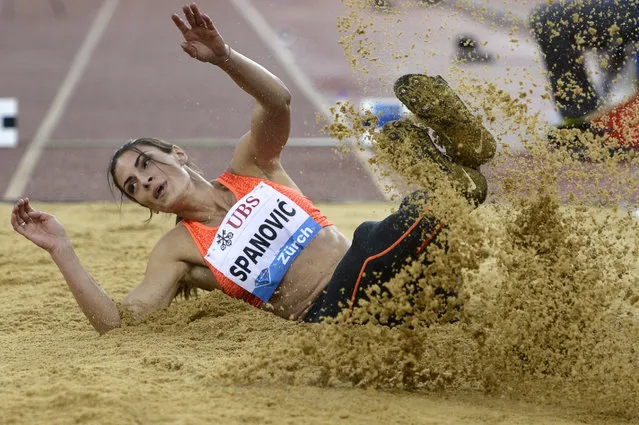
[226,196,260,229]
[216,229,234,250]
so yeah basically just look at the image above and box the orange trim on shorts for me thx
[415,221,446,255]
[347,217,445,315]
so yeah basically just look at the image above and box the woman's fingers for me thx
[171,13,189,34]
[190,3,205,28]
[14,199,26,222]
[202,14,214,30]
[174,4,213,36]
[183,4,196,28]
[24,198,35,214]
[11,209,27,234]
[17,200,32,224]
[12,198,39,229]
[11,210,21,229]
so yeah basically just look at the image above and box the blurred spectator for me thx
[529,0,639,128]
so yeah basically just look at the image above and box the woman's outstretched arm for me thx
[172,3,291,109]
[11,199,190,335]
[172,3,292,176]
[11,198,121,334]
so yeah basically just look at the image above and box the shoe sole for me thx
[378,119,488,204]
[379,118,453,172]
[393,74,496,169]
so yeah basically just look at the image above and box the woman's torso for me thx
[172,174,351,320]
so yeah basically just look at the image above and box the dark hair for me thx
[107,137,202,299]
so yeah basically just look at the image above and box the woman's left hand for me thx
[172,3,229,65]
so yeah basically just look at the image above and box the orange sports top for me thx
[180,171,332,307]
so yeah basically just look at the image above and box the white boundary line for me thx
[229,0,393,200]
[3,0,119,200]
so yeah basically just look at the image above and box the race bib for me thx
[205,182,322,302]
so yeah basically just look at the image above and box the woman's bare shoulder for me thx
[153,223,203,265]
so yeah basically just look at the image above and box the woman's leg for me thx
[304,191,445,323]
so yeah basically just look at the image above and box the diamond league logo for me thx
[215,229,234,250]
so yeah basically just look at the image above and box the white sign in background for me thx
[0,98,18,148]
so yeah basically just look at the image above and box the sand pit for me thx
[3,2,639,423]
[2,200,638,424]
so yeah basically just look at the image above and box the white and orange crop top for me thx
[180,171,332,308]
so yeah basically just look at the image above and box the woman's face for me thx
[113,145,192,213]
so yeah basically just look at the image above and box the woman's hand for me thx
[11,198,70,254]
[172,3,229,65]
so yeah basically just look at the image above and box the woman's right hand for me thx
[11,198,70,254]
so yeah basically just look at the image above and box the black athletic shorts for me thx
[303,190,445,323]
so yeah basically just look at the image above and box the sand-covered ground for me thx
[2,198,639,425]
[3,1,639,423]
